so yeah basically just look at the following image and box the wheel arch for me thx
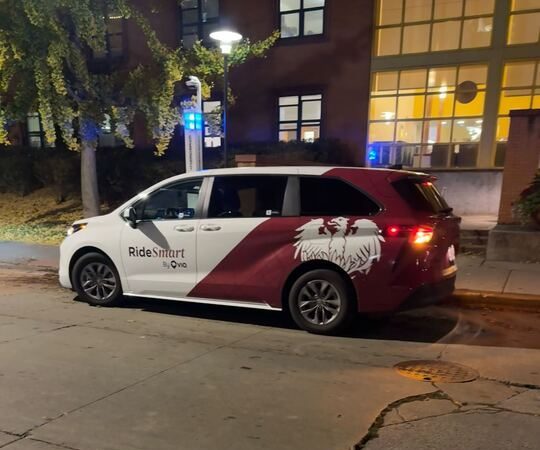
[281,260,358,313]
[69,246,116,286]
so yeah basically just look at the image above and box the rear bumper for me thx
[399,276,456,311]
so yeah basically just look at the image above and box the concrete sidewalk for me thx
[456,254,540,298]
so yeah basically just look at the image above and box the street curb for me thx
[451,289,540,309]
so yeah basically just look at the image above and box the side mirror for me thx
[122,207,138,229]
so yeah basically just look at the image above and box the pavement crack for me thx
[501,270,512,293]
[0,437,24,449]
[394,407,406,423]
[27,437,82,450]
[435,345,448,360]
[480,376,540,391]
[352,390,447,449]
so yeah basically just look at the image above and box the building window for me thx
[279,94,322,142]
[508,0,540,45]
[495,59,540,165]
[368,64,488,168]
[374,0,494,56]
[180,0,220,48]
[280,0,325,39]
[27,113,46,148]
[93,14,125,59]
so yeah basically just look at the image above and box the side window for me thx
[300,177,380,216]
[208,176,288,218]
[135,179,202,221]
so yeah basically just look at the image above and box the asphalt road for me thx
[1,262,539,450]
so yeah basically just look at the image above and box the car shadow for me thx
[106,296,460,345]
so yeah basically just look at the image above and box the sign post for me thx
[184,76,203,173]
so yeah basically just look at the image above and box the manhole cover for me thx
[394,360,478,383]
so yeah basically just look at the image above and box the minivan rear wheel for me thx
[288,269,355,335]
[72,252,123,307]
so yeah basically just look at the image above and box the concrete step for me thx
[460,230,490,246]
[459,229,489,256]
[459,244,487,256]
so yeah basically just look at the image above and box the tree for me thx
[0,0,277,217]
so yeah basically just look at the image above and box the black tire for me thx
[288,269,356,335]
[72,252,123,307]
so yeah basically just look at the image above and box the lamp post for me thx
[210,30,242,168]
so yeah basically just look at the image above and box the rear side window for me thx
[393,178,451,213]
[208,176,288,218]
[299,177,380,217]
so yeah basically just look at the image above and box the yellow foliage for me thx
[0,189,83,244]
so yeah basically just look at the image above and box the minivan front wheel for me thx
[72,252,123,307]
[288,269,355,334]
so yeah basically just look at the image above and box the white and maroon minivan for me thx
[59,166,459,334]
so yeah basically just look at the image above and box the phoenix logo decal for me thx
[293,217,385,276]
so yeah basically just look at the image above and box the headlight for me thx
[67,223,88,236]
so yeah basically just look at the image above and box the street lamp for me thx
[210,29,242,168]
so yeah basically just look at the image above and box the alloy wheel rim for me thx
[80,262,117,301]
[298,279,341,326]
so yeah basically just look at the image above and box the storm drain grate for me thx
[394,360,478,383]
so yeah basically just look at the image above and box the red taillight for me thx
[411,225,434,245]
[384,224,435,245]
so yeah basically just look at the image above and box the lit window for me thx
[372,71,399,96]
[370,97,397,121]
[377,0,403,25]
[497,60,540,141]
[508,12,540,45]
[431,20,461,51]
[512,0,540,11]
[376,27,401,55]
[399,69,427,93]
[434,0,462,19]
[428,67,457,92]
[278,94,322,142]
[461,17,493,48]
[404,0,432,23]
[402,24,430,53]
[368,64,487,168]
[465,0,495,16]
[374,0,494,56]
[280,0,325,39]
[180,0,220,47]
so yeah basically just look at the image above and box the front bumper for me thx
[399,276,456,311]
[58,239,73,289]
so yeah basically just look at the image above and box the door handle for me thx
[200,224,222,232]
[174,225,195,232]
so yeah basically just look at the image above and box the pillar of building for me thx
[497,109,540,224]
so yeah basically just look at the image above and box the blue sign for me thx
[183,111,203,131]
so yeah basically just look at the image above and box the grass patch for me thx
[0,188,83,245]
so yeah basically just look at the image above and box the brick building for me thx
[12,0,540,173]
